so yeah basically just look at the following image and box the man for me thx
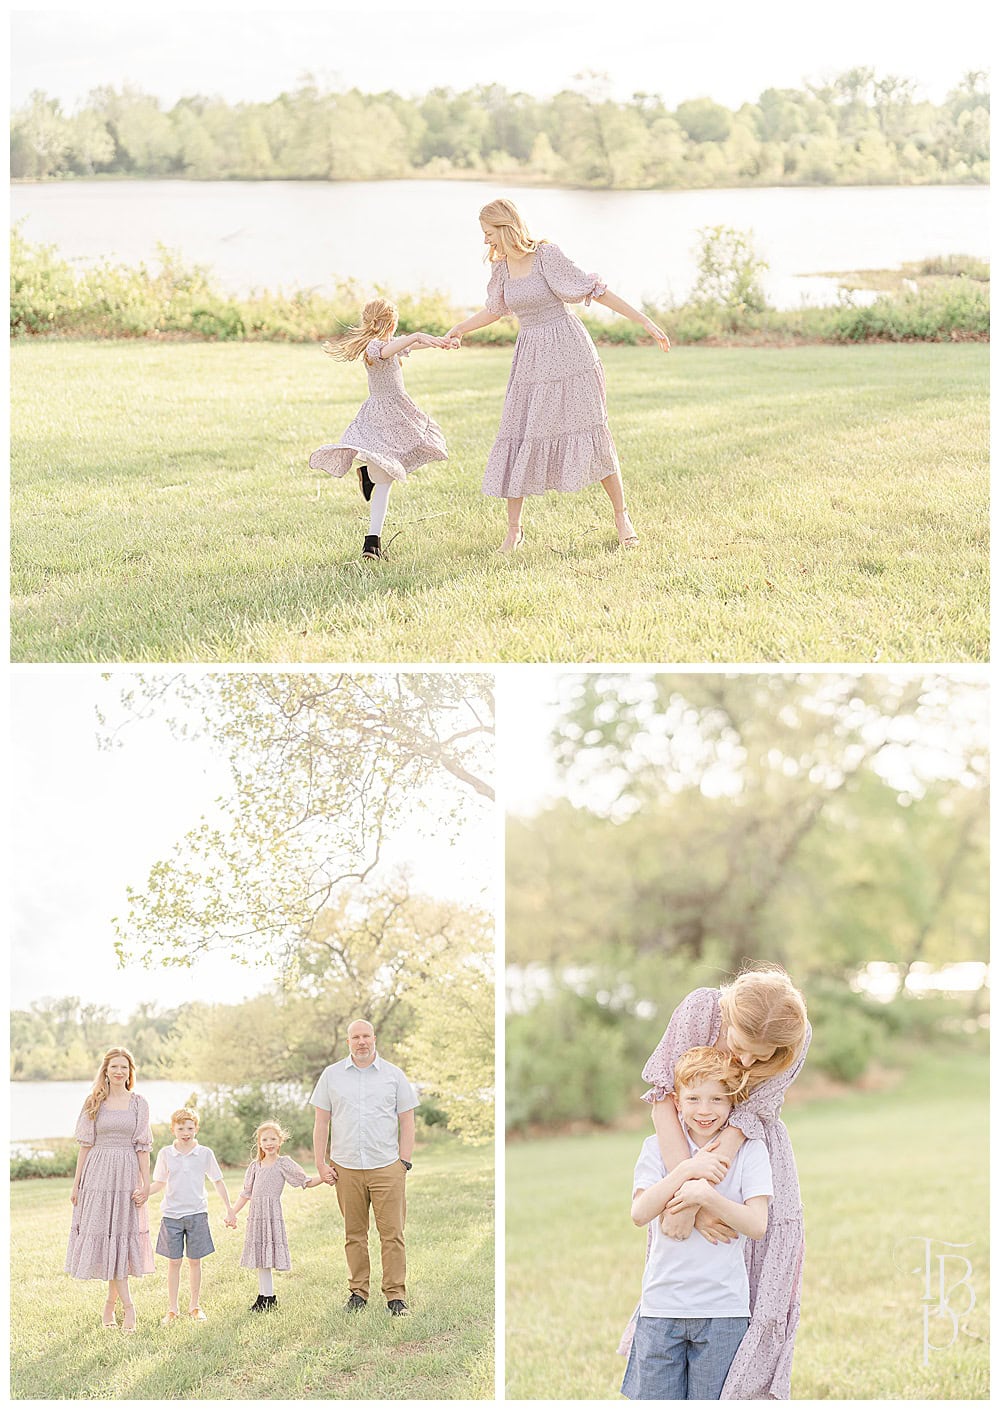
[311,1019,419,1316]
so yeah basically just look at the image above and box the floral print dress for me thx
[65,1093,156,1281]
[619,986,811,1400]
[239,1155,310,1271]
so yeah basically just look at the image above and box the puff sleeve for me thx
[242,1161,258,1199]
[485,262,509,316]
[73,1104,96,1147]
[279,1155,310,1189]
[132,1093,153,1152]
[537,242,607,306]
[728,1022,812,1141]
[364,337,384,365]
[640,988,720,1104]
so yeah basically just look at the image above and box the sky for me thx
[10,670,494,1015]
[10,3,981,112]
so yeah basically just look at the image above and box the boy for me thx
[621,1047,773,1400]
[150,1108,236,1324]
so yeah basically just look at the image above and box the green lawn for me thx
[11,1140,493,1400]
[506,1045,988,1399]
[10,341,988,663]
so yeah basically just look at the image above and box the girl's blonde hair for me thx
[673,1045,750,1103]
[83,1047,136,1119]
[251,1119,289,1163]
[719,964,808,1085]
[479,197,544,262]
[323,297,398,362]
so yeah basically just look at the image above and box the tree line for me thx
[11,70,989,187]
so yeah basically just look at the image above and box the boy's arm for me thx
[149,1179,166,1196]
[667,1181,770,1240]
[213,1177,233,1211]
[631,1158,698,1226]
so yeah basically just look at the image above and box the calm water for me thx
[11,1079,206,1145]
[10,179,990,311]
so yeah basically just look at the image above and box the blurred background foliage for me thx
[506,673,988,1131]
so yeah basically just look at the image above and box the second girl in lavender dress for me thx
[230,1120,325,1311]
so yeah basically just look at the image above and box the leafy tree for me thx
[674,98,732,144]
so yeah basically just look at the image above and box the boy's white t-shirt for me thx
[633,1129,773,1318]
[153,1141,224,1217]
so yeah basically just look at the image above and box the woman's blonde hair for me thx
[673,1045,750,1103]
[83,1047,136,1119]
[251,1119,289,1163]
[719,965,808,1085]
[479,197,543,262]
[323,297,398,362]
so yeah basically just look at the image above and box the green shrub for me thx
[506,988,633,1130]
[158,1084,315,1168]
[804,979,885,1083]
[10,1143,79,1180]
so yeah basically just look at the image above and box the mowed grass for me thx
[11,1140,493,1400]
[506,1045,988,1399]
[11,340,988,663]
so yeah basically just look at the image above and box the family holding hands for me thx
[65,1020,419,1331]
[309,196,671,560]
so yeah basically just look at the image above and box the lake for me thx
[11,1079,206,1146]
[10,178,990,311]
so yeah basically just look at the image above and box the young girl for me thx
[309,298,454,561]
[230,1120,325,1312]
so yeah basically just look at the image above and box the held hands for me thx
[319,1162,338,1186]
[132,1185,150,1207]
[224,1211,238,1229]
[444,325,464,346]
[413,333,459,350]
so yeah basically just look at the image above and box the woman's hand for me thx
[70,1184,79,1206]
[693,1206,738,1245]
[445,326,464,345]
[659,1205,697,1241]
[132,1184,150,1207]
[224,1211,238,1229]
[666,1178,713,1215]
[643,316,671,352]
[686,1140,730,1184]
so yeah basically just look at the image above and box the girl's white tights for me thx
[257,1268,274,1296]
[369,483,392,536]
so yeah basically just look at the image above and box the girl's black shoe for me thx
[251,1293,277,1312]
[361,534,382,560]
[249,1294,265,1312]
[357,465,375,501]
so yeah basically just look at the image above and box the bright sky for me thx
[10,3,979,112]
[10,671,493,1015]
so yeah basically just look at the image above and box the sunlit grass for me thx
[11,341,988,663]
[11,1139,493,1400]
[506,1044,988,1399]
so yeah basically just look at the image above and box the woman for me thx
[446,197,670,552]
[65,1047,155,1331]
[620,966,810,1400]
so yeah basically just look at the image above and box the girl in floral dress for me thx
[619,967,810,1400]
[230,1120,325,1311]
[446,197,671,552]
[65,1047,155,1332]
[309,298,453,561]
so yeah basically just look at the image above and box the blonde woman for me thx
[65,1047,155,1332]
[309,298,453,560]
[446,197,670,552]
[619,966,810,1399]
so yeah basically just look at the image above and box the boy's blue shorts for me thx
[156,1212,215,1260]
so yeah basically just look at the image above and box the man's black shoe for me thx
[345,1292,368,1312]
[387,1299,410,1316]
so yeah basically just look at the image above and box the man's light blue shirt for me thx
[309,1053,419,1170]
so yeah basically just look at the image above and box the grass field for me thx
[506,1044,988,1400]
[10,340,988,663]
[11,1140,493,1400]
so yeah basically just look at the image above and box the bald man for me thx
[311,1020,419,1315]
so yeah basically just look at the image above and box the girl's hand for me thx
[694,1207,738,1245]
[224,1212,237,1229]
[659,1205,696,1241]
[666,1178,712,1215]
[132,1184,150,1207]
[644,317,671,352]
[686,1140,730,1184]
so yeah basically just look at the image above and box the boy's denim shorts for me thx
[156,1212,215,1260]
[620,1313,749,1400]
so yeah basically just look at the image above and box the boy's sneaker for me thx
[345,1292,368,1312]
[189,1307,207,1321]
[361,535,383,561]
[160,1310,180,1326]
[357,465,375,502]
[387,1299,410,1316]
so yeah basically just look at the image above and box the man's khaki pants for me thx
[332,1160,407,1301]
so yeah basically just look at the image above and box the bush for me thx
[804,980,885,1083]
[161,1084,315,1168]
[506,988,633,1130]
[10,1143,78,1180]
[691,225,769,326]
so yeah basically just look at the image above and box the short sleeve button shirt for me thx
[152,1142,224,1217]
[309,1054,419,1170]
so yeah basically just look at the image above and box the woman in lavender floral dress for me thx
[619,968,810,1399]
[65,1047,155,1332]
[446,197,670,553]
